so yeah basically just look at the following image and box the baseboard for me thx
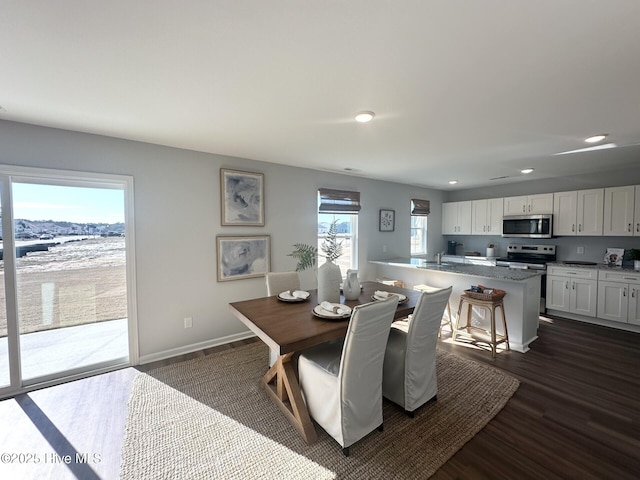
[138,331,257,365]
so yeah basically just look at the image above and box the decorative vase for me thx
[343,269,361,301]
[317,260,342,304]
[635,260,640,271]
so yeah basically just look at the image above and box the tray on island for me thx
[463,289,506,301]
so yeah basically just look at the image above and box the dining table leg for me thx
[260,352,318,444]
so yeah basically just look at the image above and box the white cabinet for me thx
[471,198,503,235]
[504,193,553,215]
[603,185,635,236]
[635,185,640,236]
[546,266,598,317]
[442,201,472,234]
[553,189,604,236]
[597,270,640,324]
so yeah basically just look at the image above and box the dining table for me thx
[228,280,420,444]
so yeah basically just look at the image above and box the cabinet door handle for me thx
[572,224,575,232]
[629,223,632,232]
[632,288,636,298]
[565,281,569,289]
[636,223,639,233]
[623,288,626,297]
[522,205,526,213]
[483,225,486,232]
[572,282,575,290]
[578,224,582,232]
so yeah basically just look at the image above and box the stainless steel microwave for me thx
[502,214,553,238]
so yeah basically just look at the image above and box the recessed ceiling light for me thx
[521,168,534,174]
[585,134,607,143]
[448,180,458,185]
[355,111,375,123]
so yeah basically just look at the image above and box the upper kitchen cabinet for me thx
[635,185,640,235]
[553,189,604,236]
[603,185,635,236]
[472,198,503,235]
[442,201,472,235]
[503,193,553,215]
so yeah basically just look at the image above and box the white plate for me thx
[312,303,352,320]
[277,290,310,302]
[372,292,408,303]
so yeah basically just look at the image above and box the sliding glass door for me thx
[0,168,136,396]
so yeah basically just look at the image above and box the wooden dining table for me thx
[228,280,420,444]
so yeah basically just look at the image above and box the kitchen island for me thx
[371,257,544,353]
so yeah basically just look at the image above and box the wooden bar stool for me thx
[454,293,509,357]
[413,284,453,337]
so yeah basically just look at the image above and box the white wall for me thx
[0,120,443,361]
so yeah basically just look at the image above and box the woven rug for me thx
[121,342,519,479]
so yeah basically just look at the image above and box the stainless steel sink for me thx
[421,261,451,266]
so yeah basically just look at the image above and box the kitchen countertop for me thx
[370,257,543,281]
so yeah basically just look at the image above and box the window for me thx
[318,189,360,277]
[317,213,358,276]
[410,199,430,256]
[410,215,427,255]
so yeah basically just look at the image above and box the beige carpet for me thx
[121,342,519,479]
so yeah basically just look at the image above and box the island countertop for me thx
[370,257,543,281]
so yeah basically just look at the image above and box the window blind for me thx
[318,188,361,214]
[411,199,430,216]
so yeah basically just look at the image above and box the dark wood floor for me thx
[1,317,639,479]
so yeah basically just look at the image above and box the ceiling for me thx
[2,1,640,190]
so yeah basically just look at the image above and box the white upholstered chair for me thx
[382,286,452,416]
[265,272,300,366]
[298,296,399,456]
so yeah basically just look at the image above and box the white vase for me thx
[317,260,341,304]
[343,269,361,301]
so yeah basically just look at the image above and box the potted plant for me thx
[628,248,640,271]
[289,220,343,303]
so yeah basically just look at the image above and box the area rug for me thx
[120,342,519,479]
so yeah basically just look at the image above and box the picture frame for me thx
[379,209,395,232]
[220,168,265,226]
[216,235,271,282]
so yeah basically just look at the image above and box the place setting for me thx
[276,290,311,303]
[371,290,408,304]
[312,301,352,320]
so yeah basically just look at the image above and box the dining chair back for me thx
[265,271,300,296]
[298,296,399,455]
[382,286,452,415]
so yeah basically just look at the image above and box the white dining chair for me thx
[382,286,452,416]
[298,296,399,456]
[265,272,300,366]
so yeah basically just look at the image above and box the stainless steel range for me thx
[496,244,556,270]
[496,244,556,312]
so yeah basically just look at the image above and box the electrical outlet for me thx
[577,246,585,255]
[184,317,193,328]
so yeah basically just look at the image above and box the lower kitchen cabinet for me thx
[597,271,640,325]
[546,266,598,317]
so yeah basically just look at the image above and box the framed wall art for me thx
[379,209,395,232]
[220,168,265,226]
[216,235,270,282]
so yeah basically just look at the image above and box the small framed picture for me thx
[379,209,395,232]
[220,169,265,226]
[216,235,271,282]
